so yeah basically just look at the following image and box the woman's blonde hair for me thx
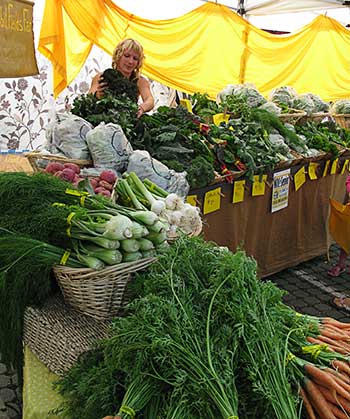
[112,38,145,79]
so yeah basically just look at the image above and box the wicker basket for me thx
[278,109,307,124]
[53,257,156,320]
[300,112,331,124]
[23,295,110,375]
[24,151,92,172]
[333,114,350,129]
[275,150,305,169]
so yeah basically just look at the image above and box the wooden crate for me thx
[0,153,34,173]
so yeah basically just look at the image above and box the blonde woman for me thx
[89,38,154,118]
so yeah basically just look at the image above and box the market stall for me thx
[4,2,350,419]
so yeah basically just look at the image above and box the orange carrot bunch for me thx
[299,317,350,419]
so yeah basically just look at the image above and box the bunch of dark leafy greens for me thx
[295,120,350,156]
[55,236,319,419]
[134,105,216,189]
[71,92,139,139]
[101,68,139,102]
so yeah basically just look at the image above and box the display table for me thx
[22,346,62,419]
[191,157,349,277]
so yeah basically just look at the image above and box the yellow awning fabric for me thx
[39,0,350,101]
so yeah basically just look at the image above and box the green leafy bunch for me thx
[55,236,305,419]
[71,92,138,138]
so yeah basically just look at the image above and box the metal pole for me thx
[237,0,245,16]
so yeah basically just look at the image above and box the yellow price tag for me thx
[252,175,267,196]
[203,188,221,215]
[294,167,306,191]
[341,159,349,175]
[308,162,318,180]
[331,158,339,175]
[186,194,197,206]
[233,180,245,203]
[179,99,192,113]
[213,113,230,126]
[322,160,330,177]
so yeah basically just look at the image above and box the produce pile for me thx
[0,171,201,378]
[70,84,350,187]
[53,236,350,419]
[44,161,117,197]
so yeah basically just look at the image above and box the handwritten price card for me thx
[294,167,306,192]
[331,158,339,175]
[179,99,193,113]
[308,162,318,180]
[322,160,330,177]
[233,180,245,203]
[203,188,221,215]
[252,175,267,196]
[213,113,230,126]
[341,159,349,175]
[186,195,197,206]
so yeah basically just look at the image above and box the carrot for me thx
[321,325,350,341]
[333,360,350,377]
[320,327,350,343]
[304,363,350,402]
[318,385,350,413]
[326,367,350,384]
[317,335,350,354]
[300,387,317,419]
[330,372,350,393]
[329,403,350,419]
[322,318,350,329]
[303,377,337,419]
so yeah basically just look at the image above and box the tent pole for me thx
[237,0,245,16]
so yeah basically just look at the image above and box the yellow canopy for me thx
[39,0,350,101]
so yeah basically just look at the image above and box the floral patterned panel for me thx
[0,43,175,153]
[0,45,109,153]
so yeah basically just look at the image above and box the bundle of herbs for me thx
[208,117,282,181]
[191,92,220,121]
[0,228,86,383]
[54,236,309,419]
[56,237,242,418]
[295,121,346,156]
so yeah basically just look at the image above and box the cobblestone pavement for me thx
[0,356,21,419]
[268,243,350,324]
[1,244,350,418]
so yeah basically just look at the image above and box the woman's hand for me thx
[88,73,107,99]
[136,104,146,118]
